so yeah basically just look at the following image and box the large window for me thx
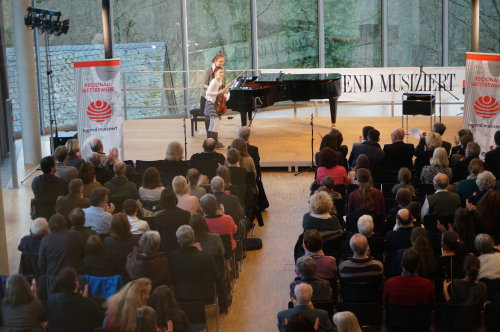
[257,0,319,68]
[325,0,381,68]
[388,0,442,67]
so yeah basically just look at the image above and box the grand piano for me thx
[226,72,342,126]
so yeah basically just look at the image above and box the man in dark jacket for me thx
[189,138,225,179]
[383,128,414,182]
[32,156,68,201]
[485,130,500,179]
[104,161,138,203]
[349,129,385,182]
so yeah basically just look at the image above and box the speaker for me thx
[52,131,78,149]
[402,93,435,116]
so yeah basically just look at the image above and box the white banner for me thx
[260,66,465,102]
[74,59,123,160]
[463,53,500,159]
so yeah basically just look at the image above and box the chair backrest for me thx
[484,302,500,331]
[436,303,481,332]
[386,303,433,331]
[423,214,454,234]
[178,301,207,330]
[219,234,233,260]
[337,301,383,328]
[481,278,500,302]
[340,280,382,302]
[127,173,142,188]
[83,274,123,299]
[18,253,42,276]
[173,281,216,304]
[381,183,398,198]
[135,160,162,174]
[417,183,436,204]
[30,198,56,220]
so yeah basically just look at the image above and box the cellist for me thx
[204,66,229,148]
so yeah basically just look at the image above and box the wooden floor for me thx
[3,109,464,331]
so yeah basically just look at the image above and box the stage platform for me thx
[123,105,464,170]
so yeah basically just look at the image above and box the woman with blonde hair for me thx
[65,138,85,169]
[161,141,189,184]
[104,278,152,332]
[414,131,442,178]
[186,168,206,199]
[79,162,102,198]
[333,311,362,332]
[139,167,165,202]
[172,175,201,214]
[229,138,256,176]
[420,147,452,184]
[303,191,342,234]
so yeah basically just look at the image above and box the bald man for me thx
[189,138,225,179]
[384,208,416,277]
[103,161,138,203]
[339,233,384,284]
[383,127,414,182]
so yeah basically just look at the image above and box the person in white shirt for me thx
[83,187,115,235]
[123,199,150,235]
[200,53,225,138]
[204,66,230,148]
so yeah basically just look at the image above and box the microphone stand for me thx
[295,113,315,176]
[182,113,187,160]
[420,66,460,122]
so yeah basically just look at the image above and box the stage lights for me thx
[24,7,70,36]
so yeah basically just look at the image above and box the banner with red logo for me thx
[74,59,123,160]
[463,52,500,159]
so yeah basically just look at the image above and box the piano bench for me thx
[189,107,205,136]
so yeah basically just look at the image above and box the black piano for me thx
[226,73,342,126]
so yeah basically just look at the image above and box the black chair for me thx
[423,214,454,234]
[485,302,500,332]
[385,303,432,332]
[436,303,481,332]
[381,183,398,198]
[18,253,42,276]
[190,105,206,136]
[173,282,219,329]
[220,234,238,280]
[337,301,383,329]
[340,280,382,303]
[30,199,56,220]
[135,160,162,174]
[416,183,436,204]
[127,173,142,188]
[481,278,500,302]
[179,301,208,332]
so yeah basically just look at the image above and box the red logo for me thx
[87,100,112,122]
[474,96,499,119]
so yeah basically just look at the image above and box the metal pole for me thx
[250,0,259,75]
[32,0,44,134]
[102,0,114,59]
[180,0,189,114]
[318,0,325,68]
[442,0,449,66]
[6,100,18,189]
[471,0,480,52]
[381,0,388,67]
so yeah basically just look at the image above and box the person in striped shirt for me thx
[338,233,384,283]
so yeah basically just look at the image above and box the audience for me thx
[123,199,150,235]
[453,141,481,182]
[79,161,102,198]
[135,306,159,332]
[333,311,362,332]
[301,229,337,280]
[200,194,238,250]
[475,233,500,280]
[17,218,50,269]
[443,254,487,305]
[187,168,207,199]
[65,138,85,170]
[347,154,369,185]
[229,138,257,177]
[391,167,416,198]
[88,152,114,185]
[347,168,384,216]
[485,130,500,179]
[54,145,79,184]
[451,129,473,156]
[433,122,452,155]
[437,231,466,280]
[68,207,97,245]
[149,285,192,332]
[289,256,333,305]
[189,138,225,179]
[339,233,384,283]
[172,175,201,214]
[190,213,225,257]
[211,176,245,229]
[315,147,349,186]
[475,190,500,242]
[469,171,496,205]
[384,208,415,277]
[83,235,121,276]
[32,155,68,201]
[83,187,115,235]
[420,147,452,184]
[104,161,139,203]
[139,167,164,202]
[421,173,461,220]
[383,127,414,182]
[303,191,343,234]
[161,141,189,182]
[414,131,442,179]
[456,158,484,204]
[55,178,90,220]
[349,129,385,182]
[103,213,138,272]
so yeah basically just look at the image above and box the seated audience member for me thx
[301,229,337,280]
[150,285,192,332]
[138,167,164,202]
[474,233,500,280]
[68,207,97,246]
[347,168,384,216]
[383,127,415,182]
[450,135,475,171]
[190,213,225,257]
[443,254,487,305]
[414,131,442,179]
[229,138,257,176]
[289,256,333,304]
[18,218,50,262]
[65,138,85,169]
[154,188,191,253]
[411,228,437,279]
[277,283,334,332]
[303,191,343,235]
[284,312,317,332]
[187,168,207,199]
[200,193,238,250]
[172,175,201,214]
[104,161,138,203]
[383,248,435,305]
[86,137,119,167]
[437,231,466,280]
[216,164,233,193]
[348,126,374,166]
[453,141,481,182]
[315,147,349,185]
[189,138,225,179]
[420,147,452,184]
[432,122,452,155]
[347,154,369,185]
[391,167,416,198]
[339,233,384,283]
[169,225,221,301]
[333,311,362,332]
[54,145,79,184]
[83,187,115,235]
[317,176,342,201]
[357,214,384,259]
[123,199,150,235]
[239,125,265,174]
[349,129,385,182]
[135,306,159,332]
[439,208,475,253]
[456,158,484,204]
[469,170,496,205]
[31,155,68,201]
[88,152,114,185]
[475,191,500,242]
[161,141,189,181]
[451,129,474,156]
[0,274,46,331]
[211,176,245,228]
[386,188,413,231]
[104,278,152,332]
[78,161,102,198]
[55,178,90,220]
[225,148,251,201]
[104,213,138,272]
[83,235,121,276]
[485,130,500,179]
[126,231,170,289]
[384,209,415,277]
[38,213,84,276]
[421,173,461,220]
[316,129,348,170]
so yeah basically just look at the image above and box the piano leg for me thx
[328,97,339,127]
[240,109,253,127]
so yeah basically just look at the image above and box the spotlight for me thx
[23,6,69,36]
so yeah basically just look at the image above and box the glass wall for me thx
[324,0,381,68]
[388,0,443,67]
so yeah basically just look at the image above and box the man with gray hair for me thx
[356,214,384,260]
[384,208,415,277]
[453,141,481,182]
[277,283,334,332]
[169,225,221,301]
[339,234,383,284]
[18,218,50,274]
[104,161,138,204]
[211,176,244,228]
[475,233,500,280]
[54,145,78,184]
[383,127,414,182]
[189,138,225,179]
[469,171,497,205]
[421,173,460,220]
[432,122,452,155]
